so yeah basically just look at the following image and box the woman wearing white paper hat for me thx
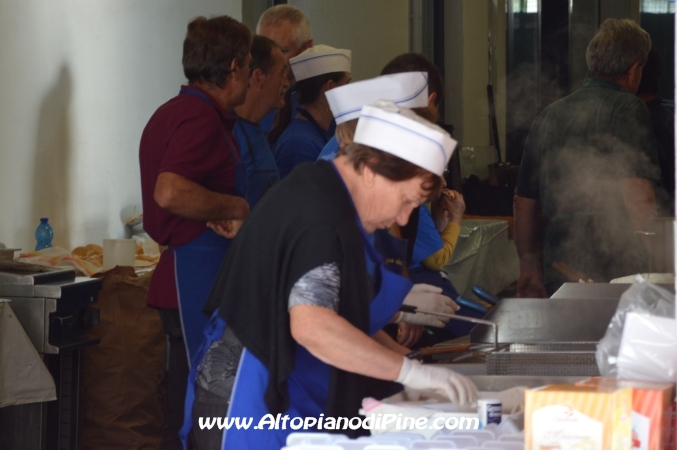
[316,70,467,347]
[324,55,475,347]
[269,44,351,177]
[195,100,476,449]
[317,72,460,343]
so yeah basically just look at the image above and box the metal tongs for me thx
[399,304,499,354]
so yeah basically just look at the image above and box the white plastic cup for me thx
[103,239,136,270]
[478,398,502,429]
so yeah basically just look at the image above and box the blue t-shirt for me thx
[317,135,340,161]
[273,117,331,178]
[409,206,443,271]
[233,118,280,207]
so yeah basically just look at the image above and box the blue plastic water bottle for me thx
[35,218,54,251]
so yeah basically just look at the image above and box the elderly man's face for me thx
[258,22,305,63]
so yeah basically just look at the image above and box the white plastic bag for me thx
[617,312,677,383]
[595,275,675,377]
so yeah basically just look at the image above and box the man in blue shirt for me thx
[232,36,289,207]
[256,5,313,134]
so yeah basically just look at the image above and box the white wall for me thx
[0,0,241,251]
[242,0,270,31]
[289,0,410,82]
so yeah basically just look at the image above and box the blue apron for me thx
[173,88,246,361]
[173,230,230,365]
[373,229,408,276]
[178,229,412,449]
[179,308,227,448]
[222,219,412,450]
[234,118,280,208]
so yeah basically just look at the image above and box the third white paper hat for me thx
[326,72,429,124]
[290,44,352,81]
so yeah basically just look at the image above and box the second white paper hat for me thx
[326,72,429,124]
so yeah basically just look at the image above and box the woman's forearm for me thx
[372,330,410,355]
[290,304,404,380]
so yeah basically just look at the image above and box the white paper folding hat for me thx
[353,100,457,176]
[326,72,429,124]
[290,44,352,81]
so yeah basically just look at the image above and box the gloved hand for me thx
[396,357,478,405]
[395,284,459,328]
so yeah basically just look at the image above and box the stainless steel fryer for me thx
[434,297,626,376]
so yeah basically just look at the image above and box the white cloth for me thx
[290,45,351,81]
[0,300,56,407]
[353,100,457,176]
[326,72,429,124]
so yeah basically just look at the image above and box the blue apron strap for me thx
[180,309,228,449]
[298,107,331,145]
[234,117,280,207]
[235,118,259,171]
[179,88,214,105]
[180,89,247,199]
[224,133,247,198]
[231,120,253,200]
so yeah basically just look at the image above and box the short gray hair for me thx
[256,5,311,50]
[586,19,651,79]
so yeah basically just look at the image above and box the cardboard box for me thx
[525,385,633,450]
[576,378,675,450]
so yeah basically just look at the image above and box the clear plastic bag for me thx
[595,275,675,378]
[617,312,677,383]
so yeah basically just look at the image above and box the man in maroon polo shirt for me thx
[139,16,251,449]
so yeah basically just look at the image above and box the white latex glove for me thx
[396,357,478,405]
[395,284,459,328]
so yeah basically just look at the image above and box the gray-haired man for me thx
[257,4,313,77]
[514,19,661,297]
[256,4,313,133]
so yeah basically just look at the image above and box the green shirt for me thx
[515,78,661,284]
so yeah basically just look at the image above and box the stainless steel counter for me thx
[551,282,674,299]
[466,375,586,391]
